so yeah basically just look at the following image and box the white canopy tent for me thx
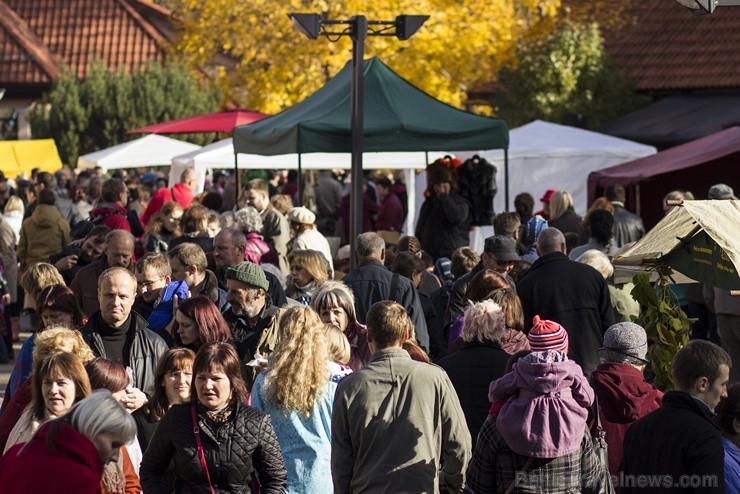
[77,134,201,172]
[170,138,449,234]
[457,120,657,215]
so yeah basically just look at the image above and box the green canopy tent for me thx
[232,57,510,226]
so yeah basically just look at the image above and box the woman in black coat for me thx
[140,342,287,493]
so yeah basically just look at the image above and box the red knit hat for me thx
[527,315,569,353]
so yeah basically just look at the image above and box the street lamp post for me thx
[288,13,428,268]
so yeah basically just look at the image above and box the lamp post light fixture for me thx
[288,13,429,268]
[675,0,740,14]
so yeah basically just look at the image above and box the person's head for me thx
[31,351,91,421]
[492,212,521,241]
[37,285,86,330]
[527,315,569,353]
[366,301,413,351]
[38,188,56,206]
[51,390,136,466]
[672,340,731,410]
[206,212,221,237]
[288,249,330,288]
[3,194,24,215]
[324,324,351,365]
[225,261,268,318]
[575,249,614,279]
[192,342,248,409]
[427,163,457,195]
[588,209,615,245]
[84,358,130,403]
[375,177,392,199]
[716,384,740,438]
[391,251,425,287]
[463,269,510,304]
[549,190,574,221]
[97,268,137,328]
[241,178,270,211]
[270,194,293,215]
[213,228,247,269]
[180,204,208,235]
[80,226,110,263]
[450,247,480,279]
[33,327,96,365]
[146,348,195,421]
[488,289,525,332]
[708,183,737,200]
[396,235,422,255]
[604,183,626,203]
[21,263,64,310]
[482,235,520,276]
[522,215,548,246]
[662,190,694,214]
[264,306,328,415]
[514,193,535,221]
[355,232,386,262]
[160,201,184,234]
[287,206,316,236]
[180,168,198,191]
[168,242,207,286]
[34,171,55,192]
[101,178,128,205]
[583,197,615,226]
[174,295,233,350]
[539,189,556,217]
[234,206,263,234]
[311,280,357,332]
[536,227,566,256]
[462,300,506,344]
[599,322,649,368]
[104,230,135,268]
[135,252,172,303]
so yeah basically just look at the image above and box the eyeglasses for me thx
[137,278,164,288]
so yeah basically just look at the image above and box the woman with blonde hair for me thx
[286,249,330,305]
[143,201,183,253]
[3,194,24,241]
[4,351,92,453]
[548,190,582,236]
[0,326,94,451]
[251,306,341,493]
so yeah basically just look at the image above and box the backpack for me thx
[69,209,123,240]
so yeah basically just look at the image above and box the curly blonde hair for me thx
[33,326,96,364]
[263,307,329,416]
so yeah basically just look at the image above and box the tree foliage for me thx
[29,61,222,167]
[492,21,647,128]
[165,0,562,114]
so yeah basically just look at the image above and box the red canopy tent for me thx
[128,109,270,134]
[588,126,740,229]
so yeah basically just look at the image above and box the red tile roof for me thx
[0,0,172,91]
[605,0,740,91]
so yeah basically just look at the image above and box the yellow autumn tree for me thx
[166,0,561,114]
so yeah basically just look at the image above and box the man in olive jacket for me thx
[80,267,168,406]
[332,301,471,494]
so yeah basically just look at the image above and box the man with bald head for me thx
[516,227,615,374]
[80,267,168,404]
[70,229,136,316]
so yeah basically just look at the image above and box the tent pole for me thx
[349,16,367,270]
[504,148,509,211]
[297,154,303,205]
[234,152,239,208]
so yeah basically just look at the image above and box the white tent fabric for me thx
[170,138,450,234]
[77,134,201,172]
[457,120,657,215]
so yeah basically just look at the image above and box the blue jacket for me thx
[723,436,740,494]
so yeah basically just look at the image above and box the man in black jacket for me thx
[516,228,614,374]
[80,267,169,407]
[604,183,645,248]
[621,340,730,493]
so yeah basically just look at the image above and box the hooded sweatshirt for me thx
[17,204,70,270]
[489,350,594,458]
[590,362,663,474]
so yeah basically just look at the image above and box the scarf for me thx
[101,453,125,494]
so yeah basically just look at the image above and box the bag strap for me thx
[171,188,176,202]
[505,457,534,494]
[389,273,400,302]
[589,375,608,447]
[191,404,216,494]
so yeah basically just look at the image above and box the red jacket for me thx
[0,421,104,493]
[590,362,663,475]
[141,183,194,226]
[0,376,32,452]
[375,192,404,232]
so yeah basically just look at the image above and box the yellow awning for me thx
[0,139,63,178]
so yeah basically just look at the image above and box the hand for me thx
[67,238,84,247]
[433,182,451,197]
[54,255,78,271]
[122,387,147,412]
[1,294,10,305]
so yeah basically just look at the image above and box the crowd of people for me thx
[0,162,736,493]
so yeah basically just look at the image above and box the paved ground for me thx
[0,333,28,400]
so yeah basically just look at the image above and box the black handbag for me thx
[591,385,617,494]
